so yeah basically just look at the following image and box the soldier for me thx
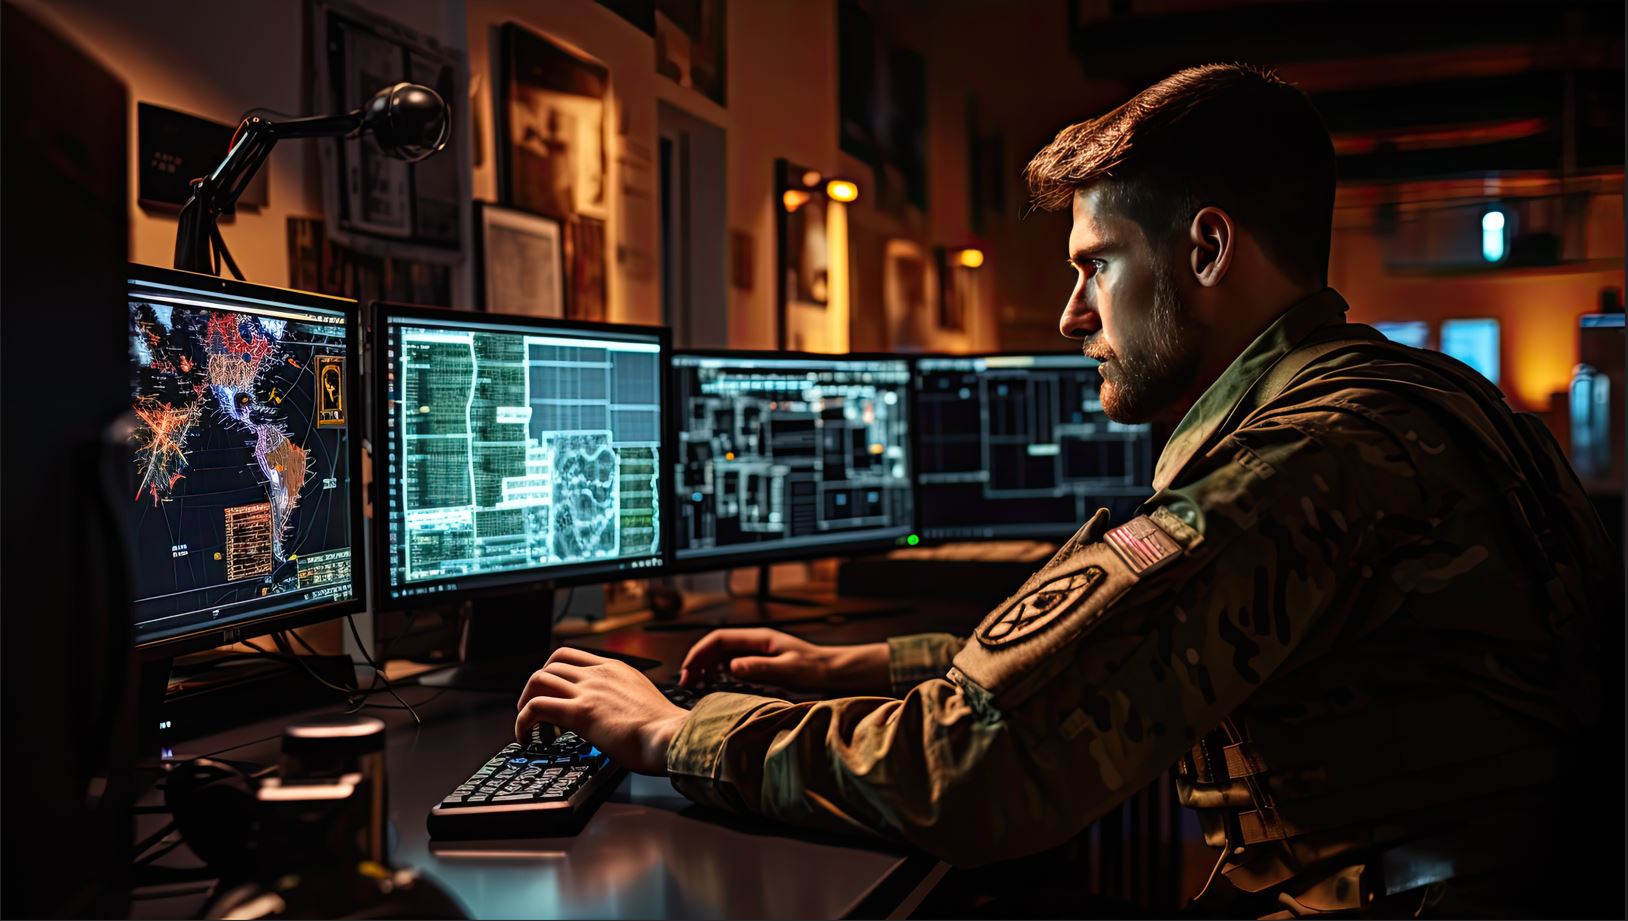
[516,64,1620,917]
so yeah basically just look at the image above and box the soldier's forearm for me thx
[823,642,891,692]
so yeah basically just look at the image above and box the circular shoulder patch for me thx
[978,566,1106,648]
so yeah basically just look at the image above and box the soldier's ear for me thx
[1187,206,1234,287]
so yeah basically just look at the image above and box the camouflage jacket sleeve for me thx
[886,633,965,697]
[665,411,1412,866]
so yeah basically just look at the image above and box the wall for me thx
[18,0,471,301]
[724,0,844,350]
[911,0,1127,353]
[465,0,855,350]
[467,0,661,323]
[1332,195,1626,412]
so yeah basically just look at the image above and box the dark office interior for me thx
[2,0,1624,918]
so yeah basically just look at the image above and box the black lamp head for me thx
[359,82,450,162]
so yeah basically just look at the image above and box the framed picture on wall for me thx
[937,248,977,333]
[286,215,452,306]
[311,0,465,261]
[137,102,268,214]
[883,238,930,351]
[838,0,926,213]
[655,0,727,106]
[475,201,564,316]
[775,159,830,348]
[568,215,608,321]
[498,23,609,221]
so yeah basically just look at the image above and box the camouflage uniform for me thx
[665,289,1618,916]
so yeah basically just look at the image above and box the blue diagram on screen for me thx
[384,321,662,598]
[914,354,1152,540]
[673,355,914,561]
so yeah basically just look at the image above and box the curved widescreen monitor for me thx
[374,303,667,604]
[913,353,1153,541]
[670,351,915,568]
[125,265,365,655]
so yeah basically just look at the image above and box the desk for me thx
[131,604,986,919]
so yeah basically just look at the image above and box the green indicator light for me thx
[906,534,920,546]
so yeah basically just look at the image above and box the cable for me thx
[258,634,360,698]
[551,586,579,627]
[133,837,186,867]
[133,822,178,862]
[275,628,415,720]
[345,614,421,725]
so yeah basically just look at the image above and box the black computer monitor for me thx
[372,303,668,607]
[124,265,365,657]
[670,351,916,569]
[912,352,1153,541]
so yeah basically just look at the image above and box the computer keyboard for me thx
[426,724,626,840]
[657,677,777,709]
[427,679,784,839]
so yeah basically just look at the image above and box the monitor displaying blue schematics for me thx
[376,306,666,602]
[913,354,1153,541]
[1439,318,1500,385]
[125,267,362,651]
[671,353,915,564]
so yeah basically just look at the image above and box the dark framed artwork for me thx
[137,102,268,214]
[287,215,451,306]
[311,0,465,259]
[937,249,976,333]
[729,229,754,291]
[474,201,564,316]
[775,159,832,349]
[838,0,926,212]
[883,238,929,351]
[597,0,655,35]
[966,96,1006,235]
[655,0,727,106]
[568,214,608,321]
[498,23,610,221]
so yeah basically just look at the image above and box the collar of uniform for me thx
[1151,288,1350,491]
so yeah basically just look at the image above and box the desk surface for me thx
[132,602,988,920]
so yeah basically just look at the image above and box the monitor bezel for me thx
[370,300,672,609]
[126,263,368,660]
[908,348,1152,545]
[666,347,918,573]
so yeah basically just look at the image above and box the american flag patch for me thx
[1103,515,1181,575]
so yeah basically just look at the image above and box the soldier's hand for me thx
[515,647,689,775]
[678,628,889,692]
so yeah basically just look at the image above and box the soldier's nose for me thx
[1059,308,1098,340]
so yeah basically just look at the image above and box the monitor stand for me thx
[413,589,556,693]
[677,564,911,629]
[413,588,662,693]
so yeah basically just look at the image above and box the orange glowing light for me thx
[956,248,985,269]
[826,179,859,203]
[782,189,811,212]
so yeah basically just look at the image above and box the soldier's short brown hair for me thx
[1026,63,1335,286]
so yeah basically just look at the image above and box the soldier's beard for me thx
[1086,258,1203,424]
